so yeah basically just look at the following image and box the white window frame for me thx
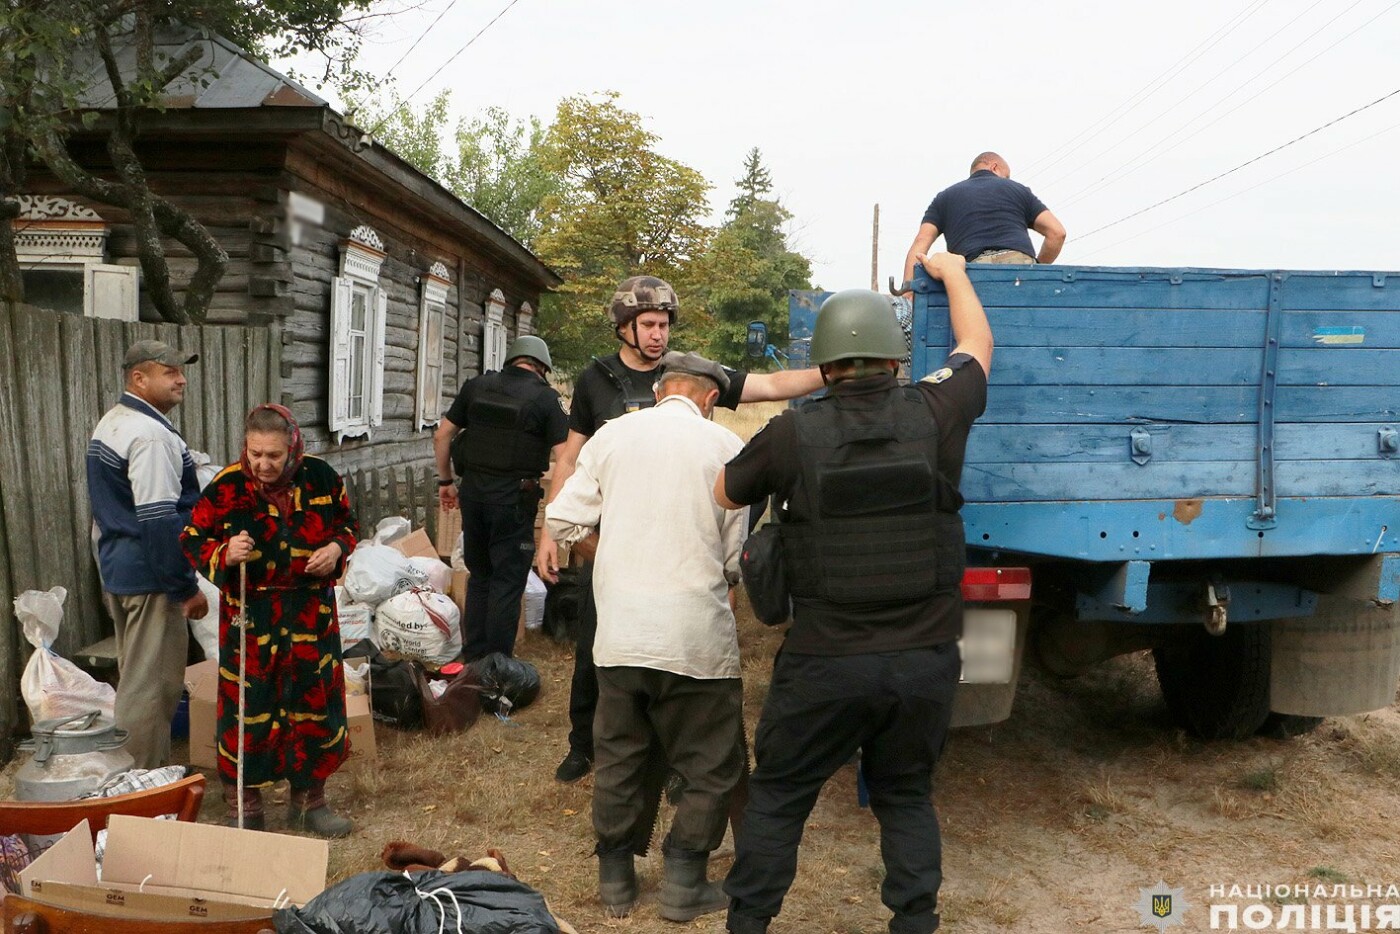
[416,262,450,431]
[13,195,138,321]
[329,225,387,443]
[483,288,508,373]
[517,301,534,336]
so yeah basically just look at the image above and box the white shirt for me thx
[546,395,746,680]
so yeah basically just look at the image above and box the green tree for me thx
[0,0,376,320]
[533,92,713,374]
[692,148,812,367]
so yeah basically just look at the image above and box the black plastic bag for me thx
[274,869,559,934]
[344,640,425,729]
[541,566,587,645]
[741,523,791,626]
[468,652,542,715]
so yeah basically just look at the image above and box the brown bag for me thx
[413,665,483,735]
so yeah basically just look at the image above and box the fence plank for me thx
[0,309,22,756]
[58,313,104,653]
[202,326,229,464]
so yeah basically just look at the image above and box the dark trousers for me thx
[593,665,744,856]
[725,644,959,934]
[460,490,538,661]
[565,562,598,756]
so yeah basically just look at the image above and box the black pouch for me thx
[741,523,791,627]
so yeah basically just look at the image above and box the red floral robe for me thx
[182,456,359,788]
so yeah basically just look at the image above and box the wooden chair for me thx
[0,775,205,844]
[3,895,275,933]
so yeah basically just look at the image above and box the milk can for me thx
[15,710,134,802]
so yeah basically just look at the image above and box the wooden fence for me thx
[0,303,280,760]
[341,462,441,549]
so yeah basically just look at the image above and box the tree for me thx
[532,92,713,374]
[692,148,812,367]
[0,0,377,320]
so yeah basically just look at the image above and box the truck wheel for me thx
[1152,624,1271,740]
[1257,713,1324,740]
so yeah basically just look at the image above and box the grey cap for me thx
[660,351,729,392]
[123,339,199,369]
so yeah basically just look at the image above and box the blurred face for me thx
[245,430,290,484]
[628,310,671,362]
[127,363,187,413]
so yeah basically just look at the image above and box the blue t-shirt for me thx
[922,170,1048,260]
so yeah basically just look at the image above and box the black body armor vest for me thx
[451,370,551,478]
[590,356,659,432]
[780,386,965,606]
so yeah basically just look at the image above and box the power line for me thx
[1060,0,1397,208]
[1075,86,1400,242]
[1073,117,1400,261]
[379,0,465,86]
[367,0,526,135]
[1024,0,1269,179]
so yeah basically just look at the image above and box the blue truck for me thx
[785,264,1400,739]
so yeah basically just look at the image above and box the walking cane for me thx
[235,560,248,830]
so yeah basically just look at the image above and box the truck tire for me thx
[1257,713,1324,740]
[1152,624,1271,740]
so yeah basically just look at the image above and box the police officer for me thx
[536,275,824,783]
[714,252,993,934]
[435,334,569,661]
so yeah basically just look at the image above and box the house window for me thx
[13,196,138,321]
[483,288,508,373]
[517,301,534,336]
[329,225,387,442]
[416,262,450,430]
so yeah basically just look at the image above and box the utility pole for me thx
[870,203,879,291]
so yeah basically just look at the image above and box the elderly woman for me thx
[182,404,359,836]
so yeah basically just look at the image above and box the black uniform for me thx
[563,353,747,760]
[720,357,986,934]
[445,366,569,660]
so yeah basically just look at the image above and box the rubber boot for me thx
[288,782,353,838]
[727,913,771,934]
[598,853,638,918]
[221,782,265,831]
[657,853,727,922]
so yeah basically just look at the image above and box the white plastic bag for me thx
[374,590,462,666]
[407,556,453,594]
[372,516,412,547]
[17,588,116,723]
[342,544,427,607]
[188,450,223,490]
[187,575,221,662]
[334,585,374,648]
[344,659,370,697]
[524,571,547,631]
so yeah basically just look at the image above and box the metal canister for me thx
[15,710,135,802]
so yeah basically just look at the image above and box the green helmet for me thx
[809,289,906,365]
[505,334,553,372]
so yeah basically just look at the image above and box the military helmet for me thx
[809,289,907,365]
[504,334,553,372]
[609,276,679,327]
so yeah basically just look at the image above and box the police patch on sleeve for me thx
[921,352,977,385]
[922,367,954,385]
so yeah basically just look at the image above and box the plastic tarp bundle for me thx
[343,544,429,608]
[17,587,116,722]
[375,590,462,666]
[467,653,541,715]
[273,869,560,934]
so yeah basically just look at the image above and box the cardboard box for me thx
[436,504,462,558]
[391,528,437,560]
[184,660,376,770]
[20,816,326,920]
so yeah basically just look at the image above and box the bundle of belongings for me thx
[273,841,577,934]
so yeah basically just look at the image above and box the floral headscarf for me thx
[240,403,305,517]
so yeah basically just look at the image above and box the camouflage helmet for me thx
[504,334,553,372]
[809,289,907,365]
[609,276,679,327]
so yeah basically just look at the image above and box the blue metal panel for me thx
[1380,555,1400,604]
[1085,560,1152,614]
[1076,579,1317,624]
[1250,273,1284,529]
[964,497,1400,561]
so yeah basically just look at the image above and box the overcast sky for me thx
[282,0,1400,290]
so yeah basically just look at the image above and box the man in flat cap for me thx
[87,340,207,769]
[545,350,747,923]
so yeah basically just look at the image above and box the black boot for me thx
[288,782,353,838]
[727,913,771,934]
[221,783,265,831]
[657,853,727,922]
[598,853,638,918]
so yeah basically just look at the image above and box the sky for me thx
[278,0,1400,291]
